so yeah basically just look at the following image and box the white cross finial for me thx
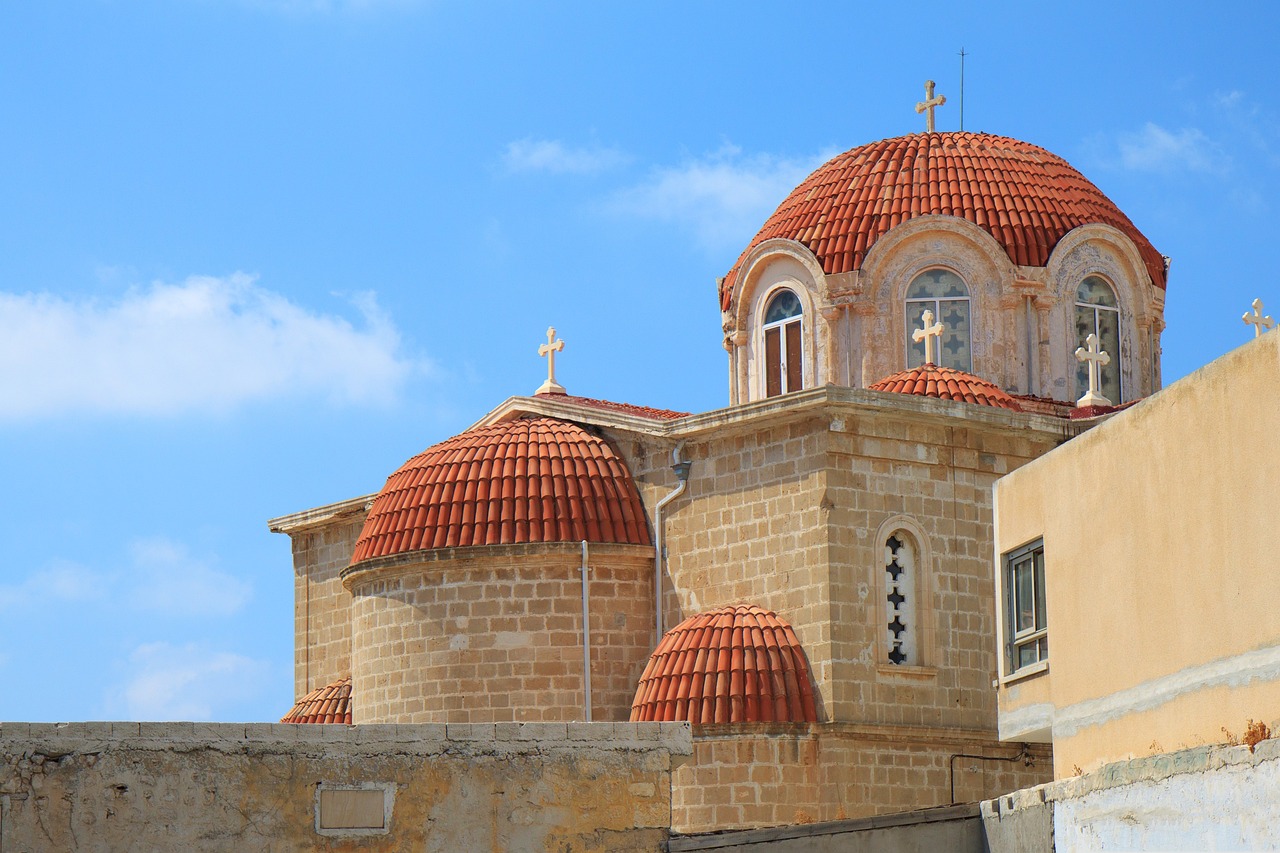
[915,80,946,133]
[912,308,945,365]
[535,326,567,395]
[1074,333,1113,408]
[1242,298,1275,338]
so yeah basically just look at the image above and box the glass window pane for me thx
[938,301,972,372]
[906,302,931,368]
[907,269,968,300]
[1097,309,1121,402]
[785,321,802,393]
[1015,561,1034,634]
[1034,552,1046,630]
[1075,305,1094,398]
[765,290,802,323]
[765,326,781,398]
[1077,276,1117,308]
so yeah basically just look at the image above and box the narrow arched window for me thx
[906,270,972,371]
[763,289,803,397]
[884,531,919,665]
[1075,277,1121,403]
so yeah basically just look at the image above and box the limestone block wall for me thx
[346,543,655,724]
[0,721,690,852]
[824,411,1058,730]
[672,724,1052,834]
[285,512,366,702]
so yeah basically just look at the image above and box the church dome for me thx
[281,674,352,724]
[349,417,650,565]
[869,364,1024,411]
[720,131,1166,309]
[630,604,818,725]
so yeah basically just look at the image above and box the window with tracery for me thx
[884,532,919,666]
[1075,277,1121,403]
[906,270,972,371]
[763,289,803,397]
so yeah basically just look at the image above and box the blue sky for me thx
[1,0,1275,722]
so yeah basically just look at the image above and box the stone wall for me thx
[0,721,690,852]
[346,543,655,723]
[671,724,1051,833]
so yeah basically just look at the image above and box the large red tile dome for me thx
[720,131,1165,309]
[869,364,1023,411]
[350,417,650,565]
[630,604,818,725]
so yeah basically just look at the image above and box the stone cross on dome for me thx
[1242,298,1275,337]
[1074,333,1113,408]
[915,80,947,133]
[912,309,945,365]
[535,326,567,396]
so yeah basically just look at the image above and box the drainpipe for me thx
[580,540,592,722]
[653,442,691,642]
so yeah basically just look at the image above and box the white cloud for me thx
[127,538,252,618]
[0,273,422,420]
[0,561,109,610]
[1117,123,1229,174]
[504,138,629,175]
[109,642,271,721]
[608,144,834,250]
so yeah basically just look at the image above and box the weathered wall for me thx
[346,543,654,724]
[982,738,1280,852]
[0,721,690,852]
[994,330,1280,776]
[670,724,1051,833]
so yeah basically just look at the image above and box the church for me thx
[269,92,1170,832]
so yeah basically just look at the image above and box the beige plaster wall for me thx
[346,543,654,724]
[0,721,689,852]
[993,331,1280,777]
[671,724,1050,833]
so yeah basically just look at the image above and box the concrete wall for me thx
[982,737,1280,852]
[994,330,1280,776]
[0,721,690,852]
[346,543,654,723]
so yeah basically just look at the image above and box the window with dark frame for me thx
[1005,539,1047,673]
[763,289,803,397]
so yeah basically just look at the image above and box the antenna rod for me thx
[958,47,967,131]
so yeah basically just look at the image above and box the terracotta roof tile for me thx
[869,365,1024,411]
[721,132,1166,309]
[536,394,689,421]
[280,675,352,724]
[351,417,650,565]
[630,604,818,725]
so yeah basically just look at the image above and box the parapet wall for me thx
[0,721,691,852]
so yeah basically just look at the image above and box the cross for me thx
[1242,298,1275,338]
[535,326,567,395]
[912,309,945,365]
[1074,333,1112,408]
[915,80,946,133]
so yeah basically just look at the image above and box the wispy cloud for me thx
[0,273,423,420]
[0,561,108,610]
[608,144,833,250]
[107,642,271,721]
[127,538,252,618]
[503,138,629,175]
[1116,123,1230,174]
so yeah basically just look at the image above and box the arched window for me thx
[906,270,972,371]
[763,289,803,397]
[884,531,919,666]
[1075,277,1121,403]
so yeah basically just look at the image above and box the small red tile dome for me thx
[869,364,1024,411]
[281,675,352,724]
[350,417,650,565]
[720,131,1165,309]
[630,604,818,725]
